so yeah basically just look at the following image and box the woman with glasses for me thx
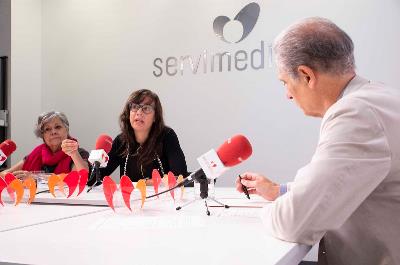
[0,111,89,178]
[93,89,188,184]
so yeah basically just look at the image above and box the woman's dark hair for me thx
[119,89,165,166]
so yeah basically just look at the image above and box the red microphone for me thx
[87,134,113,191]
[88,134,113,168]
[0,139,17,166]
[216,134,252,167]
[95,134,113,154]
[186,134,253,184]
[148,135,253,202]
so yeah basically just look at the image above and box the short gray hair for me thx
[34,111,70,138]
[273,17,355,79]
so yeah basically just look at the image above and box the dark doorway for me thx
[0,56,9,168]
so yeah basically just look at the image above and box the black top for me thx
[98,127,188,182]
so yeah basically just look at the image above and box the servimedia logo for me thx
[213,2,260,43]
[152,2,271,78]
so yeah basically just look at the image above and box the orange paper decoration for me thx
[23,177,37,204]
[136,179,147,208]
[57,174,67,196]
[167,172,177,200]
[4,173,16,201]
[48,174,61,197]
[151,169,162,197]
[162,175,168,189]
[102,176,118,211]
[177,175,184,199]
[0,177,7,206]
[9,179,24,206]
[63,171,80,198]
[77,169,88,195]
[120,175,134,211]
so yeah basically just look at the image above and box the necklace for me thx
[123,145,165,179]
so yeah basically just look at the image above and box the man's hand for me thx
[236,172,280,201]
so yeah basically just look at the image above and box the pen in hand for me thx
[239,175,250,200]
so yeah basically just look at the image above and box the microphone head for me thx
[95,134,113,153]
[216,134,252,167]
[0,139,17,156]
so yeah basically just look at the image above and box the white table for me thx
[0,202,108,233]
[0,187,311,265]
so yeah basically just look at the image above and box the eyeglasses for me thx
[130,103,154,114]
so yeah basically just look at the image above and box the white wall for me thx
[9,0,400,188]
[10,0,42,163]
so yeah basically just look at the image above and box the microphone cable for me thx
[145,178,193,199]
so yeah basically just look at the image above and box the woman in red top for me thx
[0,111,89,178]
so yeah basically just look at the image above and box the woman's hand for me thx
[65,139,89,172]
[61,139,79,157]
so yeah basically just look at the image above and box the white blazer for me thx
[261,75,400,265]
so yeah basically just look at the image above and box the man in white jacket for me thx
[237,17,400,265]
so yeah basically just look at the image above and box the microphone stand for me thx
[87,161,101,193]
[176,175,229,216]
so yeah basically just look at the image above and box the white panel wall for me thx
[10,0,42,163]
[9,0,400,188]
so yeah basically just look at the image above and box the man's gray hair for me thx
[34,111,69,138]
[273,17,355,79]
